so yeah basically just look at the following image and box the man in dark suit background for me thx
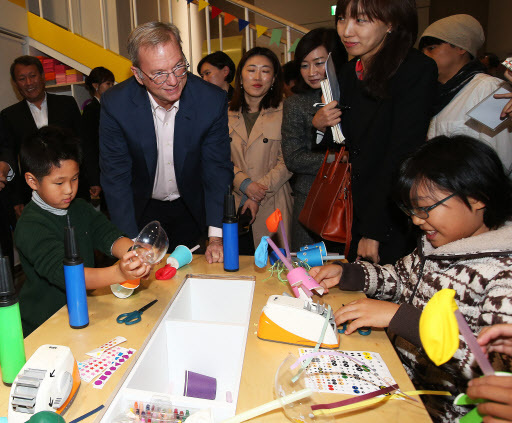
[100,22,233,263]
[0,119,16,269]
[0,55,83,217]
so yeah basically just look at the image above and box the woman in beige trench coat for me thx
[228,47,293,250]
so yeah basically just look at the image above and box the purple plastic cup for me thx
[184,370,217,400]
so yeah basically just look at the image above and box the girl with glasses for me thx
[310,135,512,422]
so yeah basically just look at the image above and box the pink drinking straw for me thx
[278,220,292,261]
[454,310,495,376]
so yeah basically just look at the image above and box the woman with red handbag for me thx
[321,0,438,264]
[281,28,348,251]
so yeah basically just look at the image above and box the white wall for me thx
[0,33,25,110]
[0,0,30,110]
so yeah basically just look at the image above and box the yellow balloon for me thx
[419,289,460,366]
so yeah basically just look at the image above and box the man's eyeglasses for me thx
[399,193,456,219]
[138,60,189,85]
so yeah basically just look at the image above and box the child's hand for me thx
[334,299,400,334]
[467,375,512,422]
[118,250,151,280]
[478,324,512,356]
[309,264,343,293]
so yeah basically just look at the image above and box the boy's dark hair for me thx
[335,0,418,99]
[230,47,283,112]
[282,60,299,85]
[197,51,236,83]
[10,55,44,80]
[418,36,445,52]
[480,52,501,69]
[20,126,82,180]
[292,27,347,94]
[85,66,115,96]
[397,135,512,229]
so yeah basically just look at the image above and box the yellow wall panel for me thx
[7,0,25,8]
[27,12,132,82]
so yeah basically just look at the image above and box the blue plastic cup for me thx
[269,248,286,265]
[167,245,193,269]
[300,242,327,256]
[296,247,323,267]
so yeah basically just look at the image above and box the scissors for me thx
[116,299,158,325]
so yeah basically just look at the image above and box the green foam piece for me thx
[454,393,486,406]
[28,411,66,423]
[458,406,483,423]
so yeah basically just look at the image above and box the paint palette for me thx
[299,348,397,395]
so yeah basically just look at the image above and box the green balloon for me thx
[27,411,66,423]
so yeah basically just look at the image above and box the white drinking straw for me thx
[189,244,200,253]
[220,388,313,423]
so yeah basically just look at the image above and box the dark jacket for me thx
[80,97,101,187]
[335,49,438,263]
[99,75,233,238]
[0,93,82,205]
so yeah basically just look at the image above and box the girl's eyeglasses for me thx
[399,193,456,219]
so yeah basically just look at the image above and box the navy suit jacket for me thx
[0,93,81,205]
[99,74,233,238]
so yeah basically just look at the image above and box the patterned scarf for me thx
[432,59,486,116]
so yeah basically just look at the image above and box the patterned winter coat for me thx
[337,221,512,422]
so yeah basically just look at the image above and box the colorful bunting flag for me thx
[198,0,209,11]
[256,24,268,38]
[270,28,282,46]
[224,13,236,25]
[238,19,249,32]
[186,0,194,3]
[211,5,222,19]
[288,38,300,53]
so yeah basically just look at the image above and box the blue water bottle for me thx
[223,187,239,272]
[63,215,89,328]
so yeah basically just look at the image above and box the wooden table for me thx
[0,256,432,422]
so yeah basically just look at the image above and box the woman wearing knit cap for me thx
[420,14,512,176]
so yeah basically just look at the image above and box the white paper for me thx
[466,86,511,131]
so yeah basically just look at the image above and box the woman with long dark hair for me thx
[281,28,348,251]
[322,0,438,264]
[229,47,292,251]
[81,67,114,206]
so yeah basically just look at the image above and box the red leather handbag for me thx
[299,148,352,256]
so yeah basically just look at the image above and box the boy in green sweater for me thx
[14,126,151,336]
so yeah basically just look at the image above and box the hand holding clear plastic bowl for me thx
[132,221,169,265]
[111,221,169,298]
